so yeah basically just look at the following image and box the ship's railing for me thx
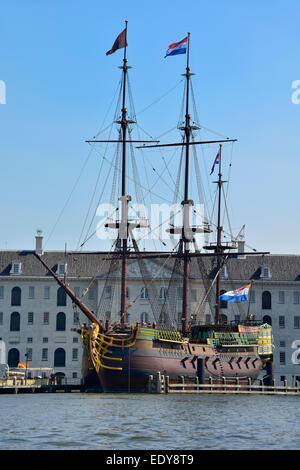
[139,327,183,344]
[81,323,137,372]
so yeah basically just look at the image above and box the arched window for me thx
[57,287,67,307]
[56,312,66,331]
[141,287,148,299]
[263,315,272,325]
[220,290,228,309]
[54,348,66,367]
[10,312,20,331]
[140,312,149,324]
[262,291,272,310]
[11,287,21,306]
[8,348,20,367]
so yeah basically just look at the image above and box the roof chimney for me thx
[35,229,43,256]
[237,226,246,259]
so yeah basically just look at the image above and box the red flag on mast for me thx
[106,28,127,56]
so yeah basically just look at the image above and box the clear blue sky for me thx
[1,0,300,254]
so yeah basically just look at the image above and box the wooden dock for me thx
[0,377,84,394]
[148,372,300,396]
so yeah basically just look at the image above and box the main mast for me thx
[181,32,192,335]
[119,20,129,325]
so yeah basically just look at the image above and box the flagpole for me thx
[120,19,129,325]
[214,144,223,325]
[182,32,191,335]
[246,280,254,322]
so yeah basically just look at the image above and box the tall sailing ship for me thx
[35,23,273,392]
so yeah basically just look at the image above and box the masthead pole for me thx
[120,19,129,325]
[182,32,192,335]
[215,144,223,325]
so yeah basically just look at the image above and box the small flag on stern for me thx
[210,149,220,175]
[220,284,251,302]
[106,28,127,56]
[164,36,188,58]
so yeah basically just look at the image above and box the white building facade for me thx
[1,236,300,385]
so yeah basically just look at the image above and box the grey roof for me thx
[1,250,300,282]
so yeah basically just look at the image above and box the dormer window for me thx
[10,261,22,275]
[56,262,67,276]
[260,265,271,279]
[220,266,228,279]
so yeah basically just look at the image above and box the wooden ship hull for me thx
[80,326,265,393]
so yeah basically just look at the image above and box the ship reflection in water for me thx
[0,393,299,450]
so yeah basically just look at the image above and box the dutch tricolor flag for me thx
[220,284,251,302]
[210,150,220,175]
[164,37,188,58]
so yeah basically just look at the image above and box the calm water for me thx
[0,392,299,450]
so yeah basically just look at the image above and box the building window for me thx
[279,351,286,364]
[140,312,149,324]
[294,292,300,305]
[262,315,272,325]
[88,288,95,300]
[220,290,228,309]
[10,261,22,275]
[42,337,48,343]
[54,348,66,367]
[126,287,129,299]
[44,287,50,299]
[73,337,79,343]
[28,286,35,299]
[104,286,112,299]
[260,266,271,279]
[56,263,67,276]
[262,291,271,310]
[220,266,228,279]
[7,348,20,367]
[0,287,4,299]
[278,291,285,304]
[205,314,211,324]
[73,311,79,325]
[191,290,197,302]
[141,287,148,300]
[56,312,66,331]
[27,337,33,343]
[279,340,286,347]
[26,348,32,362]
[159,287,166,300]
[11,287,21,306]
[57,287,67,307]
[43,312,49,325]
[10,312,20,331]
[42,349,48,361]
[234,315,240,324]
[279,316,285,328]
[294,316,300,329]
[28,312,34,325]
[177,288,183,300]
[74,287,80,298]
[72,372,78,379]
[72,349,78,361]
[220,314,228,325]
[0,312,3,325]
